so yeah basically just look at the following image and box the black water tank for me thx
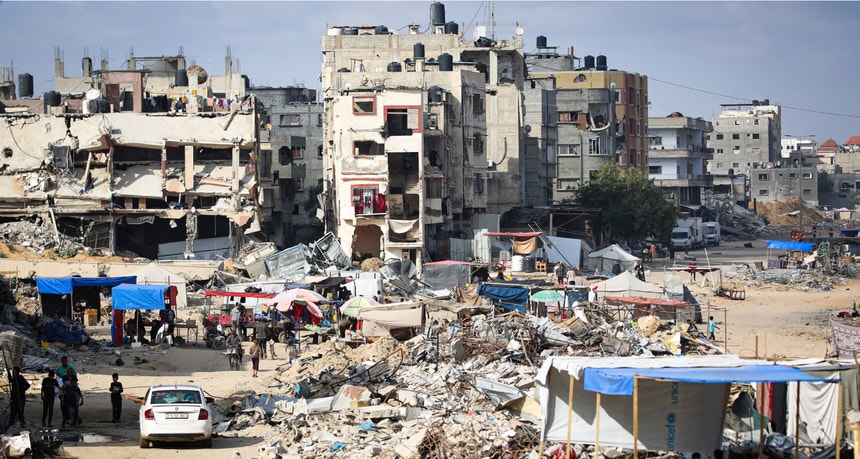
[584,55,595,69]
[242,74,250,89]
[444,21,458,34]
[596,55,608,70]
[439,53,453,71]
[344,27,359,35]
[475,36,492,47]
[375,25,389,35]
[431,2,445,25]
[536,35,547,48]
[121,92,134,111]
[387,62,402,72]
[88,98,110,113]
[18,73,33,98]
[175,69,189,86]
[337,67,351,72]
[414,43,425,59]
[428,86,444,103]
[44,91,61,107]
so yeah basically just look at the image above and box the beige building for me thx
[320,17,525,264]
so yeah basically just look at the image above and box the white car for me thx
[139,385,213,448]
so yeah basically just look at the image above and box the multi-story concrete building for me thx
[320,7,525,264]
[647,114,712,205]
[527,38,648,171]
[747,165,818,206]
[707,101,782,176]
[522,76,557,206]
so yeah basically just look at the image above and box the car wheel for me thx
[202,437,212,448]
[140,437,149,448]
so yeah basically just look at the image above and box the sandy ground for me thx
[8,240,858,458]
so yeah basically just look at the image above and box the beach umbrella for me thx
[339,296,378,318]
[277,299,324,321]
[529,289,565,303]
[266,288,327,313]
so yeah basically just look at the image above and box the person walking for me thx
[109,373,123,423]
[41,369,59,427]
[230,303,244,340]
[255,320,270,359]
[62,376,83,427]
[708,315,719,341]
[8,366,30,427]
[249,338,262,377]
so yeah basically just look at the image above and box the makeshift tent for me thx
[423,260,473,290]
[130,262,187,309]
[539,236,583,268]
[203,290,277,316]
[766,240,815,252]
[537,356,838,454]
[358,301,424,337]
[591,272,663,300]
[586,244,640,273]
[477,284,530,312]
[111,284,170,346]
[36,276,137,320]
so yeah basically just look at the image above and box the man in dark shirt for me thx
[41,369,58,427]
[8,366,30,426]
[254,320,270,359]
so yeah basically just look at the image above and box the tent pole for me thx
[539,369,551,459]
[759,403,765,459]
[567,374,574,456]
[633,376,639,459]
[596,392,601,456]
[836,381,843,459]
[795,382,801,459]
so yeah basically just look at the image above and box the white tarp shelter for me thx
[591,272,663,300]
[537,355,838,454]
[783,359,860,445]
[539,236,584,268]
[586,244,640,272]
[359,301,424,337]
[130,262,187,309]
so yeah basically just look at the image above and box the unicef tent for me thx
[586,244,639,273]
[536,355,839,455]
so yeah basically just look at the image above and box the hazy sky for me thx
[2,1,859,143]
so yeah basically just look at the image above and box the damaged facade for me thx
[320,9,526,264]
[647,114,713,205]
[0,51,262,260]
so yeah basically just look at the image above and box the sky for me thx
[2,1,859,143]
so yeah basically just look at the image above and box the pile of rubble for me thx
[720,263,856,290]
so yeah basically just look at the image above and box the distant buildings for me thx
[647,114,712,205]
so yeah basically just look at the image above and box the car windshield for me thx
[149,389,201,404]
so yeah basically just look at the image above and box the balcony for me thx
[271,162,306,180]
[647,146,712,159]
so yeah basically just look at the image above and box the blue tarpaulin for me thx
[36,276,137,295]
[582,364,836,396]
[766,240,815,252]
[44,320,89,344]
[477,284,530,305]
[112,284,168,311]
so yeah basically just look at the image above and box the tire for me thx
[278,331,287,344]
[229,355,239,371]
[202,437,212,448]
[213,336,226,350]
[140,437,149,448]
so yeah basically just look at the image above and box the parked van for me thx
[703,222,721,247]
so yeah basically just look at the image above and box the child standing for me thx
[41,369,58,427]
[62,376,83,427]
[109,373,123,423]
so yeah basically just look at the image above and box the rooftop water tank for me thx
[375,25,389,35]
[414,43,425,59]
[344,27,359,35]
[175,68,189,86]
[431,2,445,26]
[444,21,458,34]
[536,35,547,48]
[18,73,33,98]
[439,53,453,72]
[584,55,595,69]
[428,86,444,103]
[596,55,607,70]
[44,90,61,107]
[387,62,402,72]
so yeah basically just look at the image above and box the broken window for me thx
[559,144,579,156]
[802,172,813,179]
[426,180,442,198]
[279,114,301,126]
[294,179,304,192]
[758,173,769,180]
[759,189,769,196]
[354,140,384,156]
[385,107,420,136]
[473,173,484,193]
[473,133,484,154]
[2,147,11,158]
[732,133,740,140]
[557,179,576,190]
[353,96,375,114]
[802,188,812,196]
[472,94,485,116]
[649,166,662,174]
[558,112,578,123]
[292,147,304,159]
[588,138,603,155]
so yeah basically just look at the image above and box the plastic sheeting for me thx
[586,244,640,272]
[36,276,137,295]
[111,284,169,311]
[477,284,530,306]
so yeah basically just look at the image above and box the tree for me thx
[818,170,834,194]
[573,162,678,245]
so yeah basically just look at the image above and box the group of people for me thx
[123,306,176,345]
[6,355,115,428]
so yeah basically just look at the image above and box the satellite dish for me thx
[515,27,524,35]
[610,82,617,90]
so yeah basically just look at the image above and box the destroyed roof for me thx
[500,206,551,227]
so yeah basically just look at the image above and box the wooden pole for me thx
[759,404,765,459]
[837,381,843,459]
[596,392,602,456]
[756,336,759,359]
[567,375,575,456]
[853,423,860,459]
[724,307,729,352]
[795,382,801,459]
[764,332,768,360]
[633,377,640,459]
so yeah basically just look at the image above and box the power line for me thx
[649,76,860,119]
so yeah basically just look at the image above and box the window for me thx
[589,170,599,180]
[716,163,723,169]
[557,179,577,190]
[734,120,740,125]
[613,90,619,102]
[758,173,769,180]
[351,184,381,213]
[588,138,602,155]
[802,188,812,196]
[752,148,760,154]
[716,134,724,140]
[802,172,813,179]
[473,173,484,193]
[716,148,724,154]
[293,205,301,215]
[473,133,484,154]
[758,189,769,196]
[789,172,797,178]
[706,134,711,141]
[385,107,420,136]
[649,165,662,174]
[733,145,740,153]
[732,162,740,168]
[317,145,323,157]
[559,144,579,156]
[294,178,304,191]
[317,114,323,126]
[752,133,760,139]
[732,133,740,140]
[353,96,375,114]
[558,112,578,123]
[754,119,759,125]
[291,147,304,159]
[426,180,442,199]
[472,94,485,116]
[354,140,384,156]
[279,114,300,126]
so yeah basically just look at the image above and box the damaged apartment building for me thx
[320,2,526,265]
[0,49,262,260]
